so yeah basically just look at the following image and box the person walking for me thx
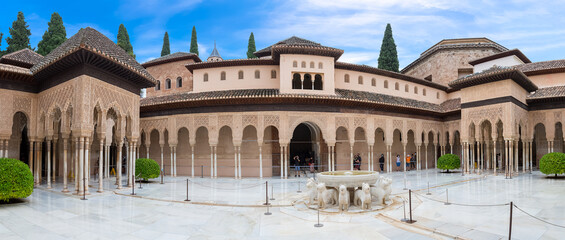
[411,153,417,170]
[406,154,411,171]
[293,155,301,177]
[396,155,401,171]
[379,154,385,172]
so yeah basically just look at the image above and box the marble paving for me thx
[1,169,564,239]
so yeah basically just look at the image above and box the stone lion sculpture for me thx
[371,176,392,205]
[317,183,337,209]
[354,182,372,210]
[305,178,318,205]
[337,184,350,212]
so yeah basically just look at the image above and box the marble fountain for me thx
[302,171,393,212]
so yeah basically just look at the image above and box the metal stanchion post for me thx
[314,206,323,227]
[138,174,142,189]
[263,181,270,205]
[297,180,301,193]
[160,169,164,184]
[201,165,203,178]
[444,188,451,205]
[406,189,416,223]
[426,182,431,195]
[131,176,135,195]
[270,184,275,201]
[509,201,513,240]
[185,179,190,202]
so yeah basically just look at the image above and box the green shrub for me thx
[135,158,160,181]
[0,158,34,202]
[437,154,461,172]
[540,152,565,177]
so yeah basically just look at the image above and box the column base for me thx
[97,189,103,193]
[62,188,70,193]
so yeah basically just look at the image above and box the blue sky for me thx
[1,0,564,69]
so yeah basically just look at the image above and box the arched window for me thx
[221,71,226,80]
[166,78,171,89]
[310,61,315,68]
[423,88,427,96]
[155,80,161,90]
[318,62,323,69]
[238,71,244,79]
[271,70,276,79]
[395,82,399,90]
[358,76,363,85]
[301,61,306,68]
[384,80,388,89]
[371,78,376,87]
[414,86,418,94]
[344,74,350,83]
[255,70,260,79]
[314,74,323,90]
[303,74,313,90]
[177,77,182,87]
[405,84,409,92]
[204,73,208,82]
[292,73,302,89]
[293,61,298,67]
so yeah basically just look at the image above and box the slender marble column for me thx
[170,146,174,177]
[280,146,284,177]
[173,146,177,177]
[74,138,79,192]
[78,137,85,195]
[402,143,406,172]
[0,139,4,158]
[29,141,34,174]
[259,146,263,178]
[117,141,123,189]
[160,145,164,174]
[191,146,195,178]
[85,137,90,194]
[62,138,69,192]
[350,146,354,171]
[238,146,242,179]
[214,146,218,178]
[98,140,104,193]
[53,138,57,183]
[47,139,52,189]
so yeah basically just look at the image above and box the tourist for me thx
[411,153,416,170]
[309,158,315,173]
[406,154,411,171]
[293,155,301,177]
[379,154,385,172]
[396,154,401,171]
[354,153,362,170]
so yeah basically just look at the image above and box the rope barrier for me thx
[187,179,264,190]
[412,191,510,207]
[513,204,565,229]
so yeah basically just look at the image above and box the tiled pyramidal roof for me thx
[30,27,156,84]
[142,52,201,67]
[528,85,565,99]
[0,48,44,68]
[254,36,322,57]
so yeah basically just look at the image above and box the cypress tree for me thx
[37,12,67,56]
[189,26,198,56]
[377,23,399,72]
[117,24,135,59]
[161,32,170,56]
[246,32,257,59]
[5,12,32,54]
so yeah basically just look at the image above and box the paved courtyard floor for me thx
[0,169,564,239]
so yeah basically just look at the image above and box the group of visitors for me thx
[292,155,316,177]
[396,153,417,171]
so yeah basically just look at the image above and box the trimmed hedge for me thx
[540,152,565,177]
[438,154,461,172]
[0,158,34,202]
[135,158,160,181]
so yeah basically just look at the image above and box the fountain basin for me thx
[317,171,379,188]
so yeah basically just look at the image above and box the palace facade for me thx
[1,27,563,193]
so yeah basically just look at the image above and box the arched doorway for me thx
[290,123,324,174]
[10,112,29,164]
